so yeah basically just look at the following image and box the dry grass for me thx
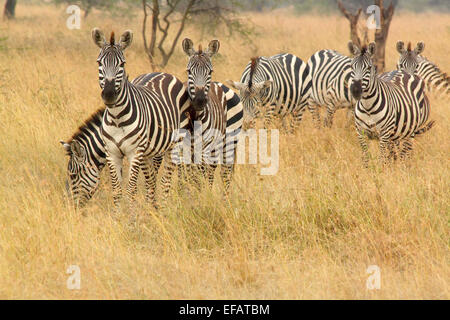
[0,4,448,299]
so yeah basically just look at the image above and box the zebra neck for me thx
[359,76,382,111]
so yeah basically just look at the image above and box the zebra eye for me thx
[120,62,125,68]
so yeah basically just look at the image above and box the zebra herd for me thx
[61,27,448,211]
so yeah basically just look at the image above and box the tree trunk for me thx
[374,0,395,73]
[142,0,159,71]
[337,0,363,48]
[4,0,17,20]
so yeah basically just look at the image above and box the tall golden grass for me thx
[0,4,448,299]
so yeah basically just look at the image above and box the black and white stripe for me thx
[306,49,356,127]
[228,53,310,129]
[180,38,243,191]
[92,29,189,208]
[349,41,434,166]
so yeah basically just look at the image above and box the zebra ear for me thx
[348,40,359,56]
[60,140,72,154]
[182,38,195,56]
[207,40,220,57]
[92,28,106,48]
[396,41,405,54]
[414,41,425,55]
[119,30,133,51]
[226,80,246,91]
[368,42,376,57]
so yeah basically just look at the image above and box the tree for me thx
[337,0,396,72]
[142,0,252,70]
[4,0,17,19]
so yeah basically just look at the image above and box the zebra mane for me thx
[110,31,115,45]
[248,56,259,89]
[68,107,105,143]
[198,44,202,54]
[360,45,367,55]
[407,42,412,52]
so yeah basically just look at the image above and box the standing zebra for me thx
[396,41,449,96]
[60,79,242,206]
[306,49,355,128]
[227,53,310,130]
[348,41,434,166]
[180,38,243,191]
[92,28,190,209]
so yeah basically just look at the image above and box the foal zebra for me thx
[180,38,243,190]
[60,79,242,206]
[348,41,434,166]
[92,28,190,209]
[227,53,310,130]
[306,49,355,127]
[396,41,449,96]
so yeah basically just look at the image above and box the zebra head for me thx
[227,57,272,129]
[182,38,220,111]
[348,41,377,100]
[92,28,133,107]
[60,140,100,207]
[396,41,425,75]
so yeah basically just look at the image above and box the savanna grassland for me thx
[0,4,448,299]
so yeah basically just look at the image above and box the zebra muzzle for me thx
[102,79,118,105]
[350,80,362,100]
[191,87,207,111]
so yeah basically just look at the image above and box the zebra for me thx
[92,28,190,209]
[227,53,310,130]
[396,41,425,75]
[348,41,434,166]
[60,72,184,207]
[306,49,355,128]
[396,41,449,96]
[60,80,242,206]
[180,38,243,191]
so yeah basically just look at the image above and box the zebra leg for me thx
[386,140,398,162]
[263,104,276,128]
[290,107,306,132]
[142,156,163,208]
[378,135,391,166]
[323,104,337,128]
[159,151,177,206]
[204,164,217,188]
[106,155,123,210]
[220,164,234,196]
[126,150,146,205]
[307,100,321,128]
[356,127,370,168]
[400,138,414,161]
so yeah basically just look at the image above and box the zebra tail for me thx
[413,120,435,137]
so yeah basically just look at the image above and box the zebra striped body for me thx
[92,29,190,209]
[228,53,310,129]
[181,38,242,190]
[349,41,433,166]
[406,56,449,96]
[61,80,240,206]
[307,49,355,127]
